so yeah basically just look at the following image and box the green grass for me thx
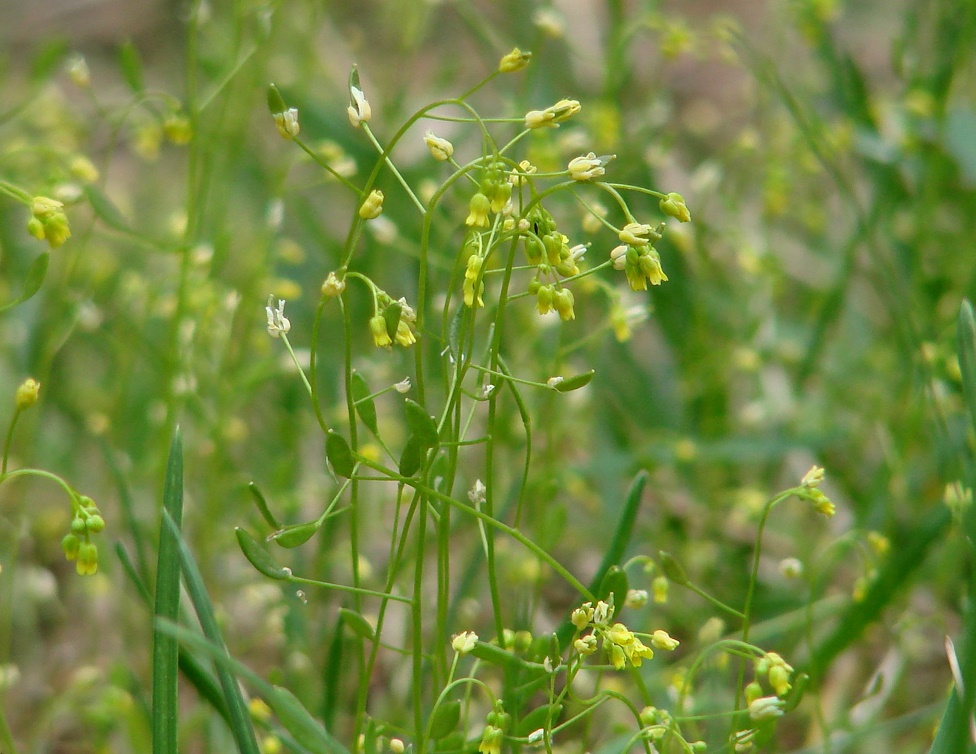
[1,1,975,752]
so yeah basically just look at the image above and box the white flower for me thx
[568,243,587,264]
[394,377,411,394]
[451,630,478,654]
[610,244,628,270]
[748,696,785,721]
[347,85,371,127]
[801,465,825,488]
[273,108,300,139]
[265,295,291,338]
[468,479,487,505]
[567,152,613,181]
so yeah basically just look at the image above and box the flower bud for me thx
[423,131,454,161]
[67,55,91,88]
[553,288,575,321]
[498,47,532,73]
[369,315,392,348]
[465,192,491,228]
[659,192,691,222]
[76,542,99,575]
[61,533,81,561]
[273,108,300,140]
[321,271,346,297]
[164,113,193,144]
[29,197,71,248]
[15,378,40,410]
[536,284,554,315]
[359,189,384,220]
[347,84,371,128]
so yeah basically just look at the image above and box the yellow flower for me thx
[369,315,392,348]
[499,47,532,73]
[465,192,491,228]
[359,189,384,220]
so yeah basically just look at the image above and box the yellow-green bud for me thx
[465,192,491,228]
[498,47,532,73]
[62,533,81,561]
[745,681,763,706]
[423,130,454,161]
[86,514,106,533]
[553,288,575,321]
[76,542,99,576]
[536,284,554,315]
[67,55,91,88]
[69,155,100,183]
[15,378,40,410]
[369,315,392,348]
[359,189,384,220]
[29,197,71,248]
[71,517,87,534]
[163,113,193,144]
[659,192,691,223]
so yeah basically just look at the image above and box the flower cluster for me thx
[610,222,667,290]
[369,293,417,349]
[61,495,105,576]
[570,599,678,670]
[796,465,836,517]
[479,701,510,754]
[27,196,71,248]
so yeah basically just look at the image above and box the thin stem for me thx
[1,409,21,475]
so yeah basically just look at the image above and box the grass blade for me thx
[155,619,350,754]
[162,510,261,754]
[152,427,184,754]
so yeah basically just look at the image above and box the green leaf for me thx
[271,521,320,548]
[248,482,282,530]
[325,431,356,478]
[118,39,144,93]
[398,434,423,477]
[554,471,646,651]
[597,565,629,613]
[447,304,465,363]
[350,371,379,435]
[153,620,349,754]
[267,83,287,114]
[152,427,184,754]
[516,704,562,736]
[84,184,132,234]
[427,700,461,740]
[236,527,292,580]
[957,300,976,436]
[163,511,261,754]
[30,40,68,82]
[404,398,438,447]
[338,608,375,641]
[0,252,48,313]
[552,369,595,393]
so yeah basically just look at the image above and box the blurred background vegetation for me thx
[1,0,975,752]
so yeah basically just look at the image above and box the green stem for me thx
[1,409,21,474]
